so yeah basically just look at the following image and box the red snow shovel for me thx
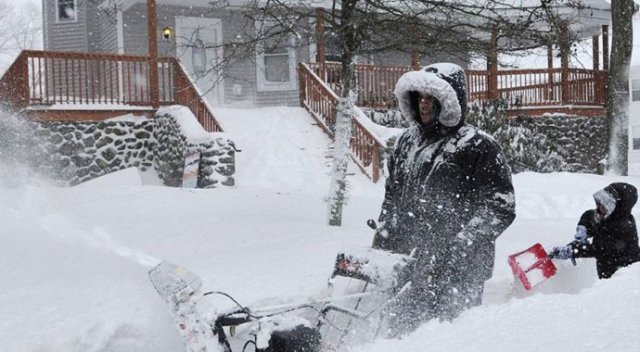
[508,243,557,291]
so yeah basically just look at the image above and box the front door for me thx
[175,17,224,106]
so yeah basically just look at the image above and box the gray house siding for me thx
[91,2,118,53]
[122,3,305,107]
[122,3,150,56]
[43,0,89,52]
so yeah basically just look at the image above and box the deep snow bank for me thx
[2,124,640,351]
[350,264,640,352]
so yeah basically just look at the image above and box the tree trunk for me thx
[606,0,634,175]
[327,0,358,226]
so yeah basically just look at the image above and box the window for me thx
[256,31,297,91]
[57,0,77,22]
[632,79,640,102]
[633,126,640,150]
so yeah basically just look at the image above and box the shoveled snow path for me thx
[212,106,376,194]
[213,107,332,191]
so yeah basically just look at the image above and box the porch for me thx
[0,49,222,132]
[298,27,609,183]
[0,48,609,185]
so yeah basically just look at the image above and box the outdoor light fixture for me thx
[162,26,173,40]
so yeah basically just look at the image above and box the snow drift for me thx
[1,107,639,352]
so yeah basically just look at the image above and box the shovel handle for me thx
[547,249,577,266]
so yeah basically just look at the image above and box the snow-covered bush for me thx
[362,108,409,129]
[466,101,577,173]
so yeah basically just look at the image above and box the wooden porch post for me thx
[561,42,570,105]
[19,54,29,107]
[602,25,609,72]
[316,8,326,78]
[546,42,554,100]
[593,35,601,103]
[592,35,600,70]
[298,64,306,107]
[487,26,499,100]
[411,50,421,70]
[372,146,380,183]
[148,0,159,109]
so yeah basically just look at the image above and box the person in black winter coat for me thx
[373,63,516,337]
[551,182,640,279]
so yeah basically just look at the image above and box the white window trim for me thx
[632,126,640,150]
[632,78,640,102]
[256,35,297,92]
[55,0,78,23]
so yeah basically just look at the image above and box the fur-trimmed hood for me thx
[394,63,468,129]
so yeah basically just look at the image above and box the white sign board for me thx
[181,152,200,188]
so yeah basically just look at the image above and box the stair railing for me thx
[299,63,384,183]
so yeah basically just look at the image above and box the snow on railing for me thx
[171,59,223,132]
[299,63,383,183]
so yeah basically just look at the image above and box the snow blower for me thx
[148,222,414,352]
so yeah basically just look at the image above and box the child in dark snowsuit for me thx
[551,182,640,279]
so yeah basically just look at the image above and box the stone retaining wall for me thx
[510,114,607,173]
[32,110,235,187]
[366,105,608,174]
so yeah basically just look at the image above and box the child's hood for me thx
[605,182,638,219]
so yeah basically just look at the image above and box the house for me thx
[42,0,301,107]
[6,0,611,182]
[41,0,612,111]
[627,65,640,175]
[40,0,484,109]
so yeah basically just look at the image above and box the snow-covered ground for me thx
[1,107,640,352]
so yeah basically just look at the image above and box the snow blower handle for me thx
[368,219,388,249]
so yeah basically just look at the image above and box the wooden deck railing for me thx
[301,62,607,182]
[172,59,222,132]
[307,62,607,110]
[299,63,383,183]
[308,62,411,110]
[467,68,607,107]
[0,50,222,132]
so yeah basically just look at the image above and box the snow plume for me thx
[4,182,160,268]
[36,214,161,268]
[0,110,55,186]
